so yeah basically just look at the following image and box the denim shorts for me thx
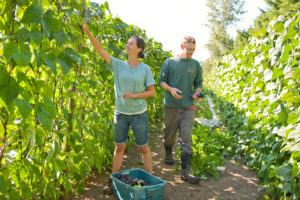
[113,111,149,146]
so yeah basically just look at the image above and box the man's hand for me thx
[192,92,204,101]
[170,87,183,99]
[192,94,200,101]
[160,82,182,99]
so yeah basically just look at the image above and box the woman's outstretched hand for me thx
[83,21,89,34]
[82,20,111,64]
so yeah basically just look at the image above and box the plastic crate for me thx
[110,168,166,200]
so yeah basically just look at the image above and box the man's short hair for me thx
[181,36,196,44]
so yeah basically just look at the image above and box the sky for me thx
[93,0,269,62]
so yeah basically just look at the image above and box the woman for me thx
[83,21,155,194]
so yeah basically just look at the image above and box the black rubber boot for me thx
[103,178,114,195]
[164,145,174,165]
[181,153,200,184]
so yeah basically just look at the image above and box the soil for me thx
[73,130,263,200]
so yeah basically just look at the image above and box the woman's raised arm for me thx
[83,21,111,65]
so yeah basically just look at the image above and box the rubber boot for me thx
[164,145,174,165]
[181,153,200,184]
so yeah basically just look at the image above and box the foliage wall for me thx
[208,13,299,199]
[0,0,171,199]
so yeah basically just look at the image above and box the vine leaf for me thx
[14,98,33,119]
[22,2,43,24]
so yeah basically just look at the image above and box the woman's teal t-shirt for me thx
[109,56,155,114]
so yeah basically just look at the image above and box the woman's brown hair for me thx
[131,35,145,59]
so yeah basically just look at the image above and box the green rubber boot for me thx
[164,145,174,165]
[181,153,200,184]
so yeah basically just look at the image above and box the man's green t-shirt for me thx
[159,57,203,108]
[109,56,155,114]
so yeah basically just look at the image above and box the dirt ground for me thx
[73,130,263,200]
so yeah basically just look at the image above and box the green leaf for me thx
[273,67,283,79]
[45,147,55,163]
[40,98,56,119]
[40,83,53,99]
[293,68,300,80]
[291,38,299,49]
[34,49,43,68]
[3,43,18,60]
[63,181,72,194]
[36,127,46,147]
[0,175,6,193]
[291,151,300,158]
[278,111,288,123]
[22,2,43,23]
[281,182,292,192]
[267,154,276,163]
[56,53,74,74]
[55,159,67,171]
[41,10,61,36]
[67,32,77,42]
[9,190,21,200]
[56,58,71,74]
[65,48,82,64]
[258,164,267,179]
[287,24,296,39]
[273,21,284,33]
[14,98,33,119]
[75,181,85,195]
[254,79,264,89]
[21,182,31,200]
[88,79,97,89]
[45,59,57,74]
[281,91,300,103]
[53,29,67,47]
[80,161,91,174]
[281,45,290,62]
[16,44,31,66]
[0,77,19,107]
[103,1,110,12]
[276,165,292,178]
[15,28,30,43]
[0,68,9,87]
[37,112,52,131]
[0,18,4,31]
[25,128,36,150]
[63,109,72,124]
[30,31,43,45]
[287,111,299,124]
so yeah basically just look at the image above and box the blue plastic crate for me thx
[110,168,166,200]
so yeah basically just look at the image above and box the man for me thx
[159,36,203,184]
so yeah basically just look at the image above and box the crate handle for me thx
[119,170,130,175]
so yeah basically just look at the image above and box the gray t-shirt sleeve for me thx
[108,56,125,72]
[145,66,155,87]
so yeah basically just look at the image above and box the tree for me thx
[203,0,245,80]
[253,0,300,32]
[233,30,250,51]
[205,0,245,59]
